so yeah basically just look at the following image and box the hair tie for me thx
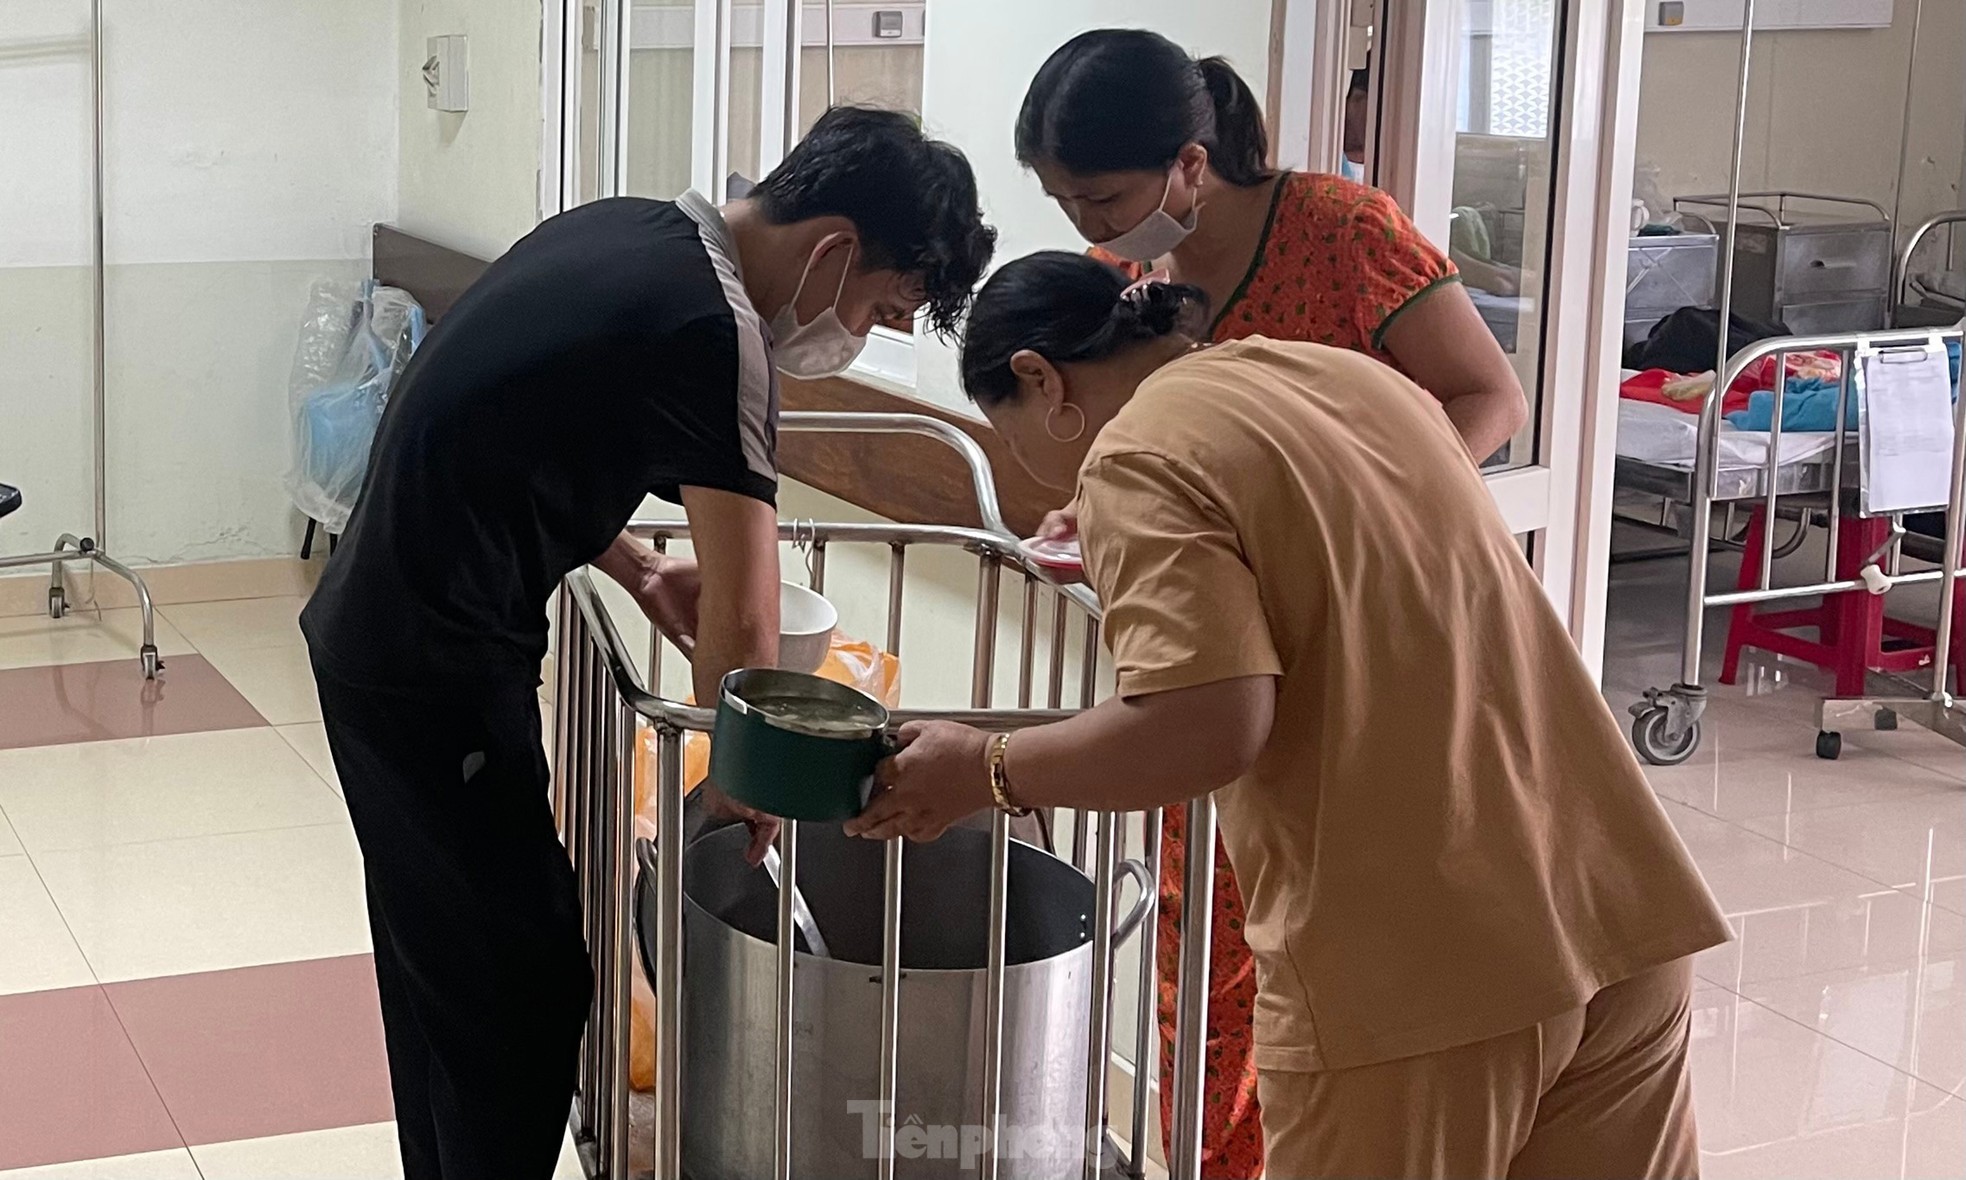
[1119,268,1172,303]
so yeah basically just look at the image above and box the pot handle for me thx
[1110,858,1156,947]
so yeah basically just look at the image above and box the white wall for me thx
[1634,5,1964,243]
[397,0,545,260]
[1,0,398,567]
[909,3,1275,414]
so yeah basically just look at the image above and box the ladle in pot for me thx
[762,843,831,959]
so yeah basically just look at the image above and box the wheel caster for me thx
[1632,706,1701,766]
[1815,730,1842,760]
[140,645,162,680]
[47,586,66,619]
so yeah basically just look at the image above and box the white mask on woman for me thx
[770,241,867,379]
[1095,169,1199,263]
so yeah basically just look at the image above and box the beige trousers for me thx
[1257,957,1700,1180]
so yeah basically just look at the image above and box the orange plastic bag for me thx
[627,632,899,1089]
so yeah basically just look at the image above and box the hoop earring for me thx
[1045,403,1086,443]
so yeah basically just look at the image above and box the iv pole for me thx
[0,0,161,679]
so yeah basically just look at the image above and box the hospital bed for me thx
[1616,399,1848,504]
[1625,320,1965,767]
[1611,381,1848,569]
[1614,210,1966,548]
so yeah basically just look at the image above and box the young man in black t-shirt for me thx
[300,108,994,1179]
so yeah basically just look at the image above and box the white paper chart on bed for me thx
[1859,343,1958,517]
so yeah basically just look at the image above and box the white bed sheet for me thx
[1616,400,1838,471]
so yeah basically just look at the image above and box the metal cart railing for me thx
[551,412,1216,1180]
[1675,191,1895,230]
[1628,322,1966,765]
[1895,210,1966,329]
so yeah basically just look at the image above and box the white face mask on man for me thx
[1095,168,1200,264]
[769,240,868,379]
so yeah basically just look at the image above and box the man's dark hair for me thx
[754,106,996,337]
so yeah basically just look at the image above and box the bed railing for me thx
[552,412,1218,1180]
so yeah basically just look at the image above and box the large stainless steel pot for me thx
[637,822,1149,1179]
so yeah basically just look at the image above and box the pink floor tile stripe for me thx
[0,656,267,752]
[0,955,392,1171]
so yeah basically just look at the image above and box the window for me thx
[796,7,925,132]
[1458,0,1554,139]
[624,0,697,201]
[1449,0,1564,471]
[563,2,926,379]
[798,9,925,338]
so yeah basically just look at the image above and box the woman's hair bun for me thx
[1118,280,1209,338]
[959,252,1212,407]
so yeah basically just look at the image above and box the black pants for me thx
[315,662,592,1180]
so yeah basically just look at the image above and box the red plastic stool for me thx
[1720,510,1962,696]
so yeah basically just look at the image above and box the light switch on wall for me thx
[424,34,469,112]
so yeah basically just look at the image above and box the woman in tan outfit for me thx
[849,252,1731,1178]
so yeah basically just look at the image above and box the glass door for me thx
[1447,0,1562,477]
[1367,0,1648,668]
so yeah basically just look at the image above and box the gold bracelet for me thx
[987,732,1032,817]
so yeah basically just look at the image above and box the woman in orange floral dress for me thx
[1015,30,1528,1178]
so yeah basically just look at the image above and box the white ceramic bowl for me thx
[1016,535,1083,573]
[777,581,838,674]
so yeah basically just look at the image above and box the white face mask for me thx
[1340,156,1366,184]
[769,240,867,379]
[1095,169,1199,264]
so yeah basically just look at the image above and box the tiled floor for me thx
[0,597,579,1179]
[0,557,1958,1177]
[1604,554,1964,1179]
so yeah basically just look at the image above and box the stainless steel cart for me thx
[552,412,1216,1180]
[1674,192,1894,336]
[1624,232,1719,347]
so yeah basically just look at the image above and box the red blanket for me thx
[1619,352,1842,416]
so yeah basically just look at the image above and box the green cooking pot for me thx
[709,668,895,822]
